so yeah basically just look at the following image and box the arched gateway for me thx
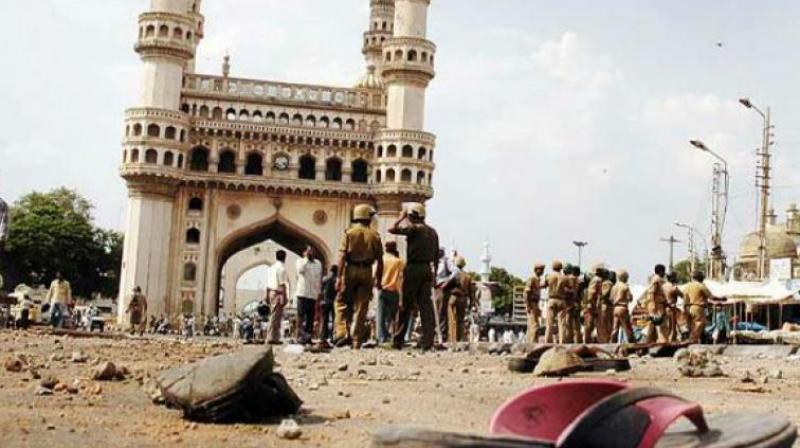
[116,0,438,322]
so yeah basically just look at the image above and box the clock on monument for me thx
[274,155,290,171]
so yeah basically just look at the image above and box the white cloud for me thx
[533,31,621,91]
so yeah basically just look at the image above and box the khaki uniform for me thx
[545,272,572,343]
[684,281,712,342]
[447,272,474,344]
[524,273,543,344]
[643,275,668,343]
[127,292,148,335]
[610,282,634,343]
[391,223,440,350]
[582,276,603,343]
[564,274,582,343]
[334,224,383,347]
[664,282,683,342]
[597,280,614,343]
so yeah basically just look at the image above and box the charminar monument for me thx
[117,0,437,322]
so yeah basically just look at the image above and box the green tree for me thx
[672,258,707,284]
[2,188,123,298]
[487,267,525,317]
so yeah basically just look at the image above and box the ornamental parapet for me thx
[372,183,434,199]
[126,107,190,124]
[135,12,197,60]
[192,119,376,142]
[381,37,436,85]
[183,74,384,112]
[376,129,436,147]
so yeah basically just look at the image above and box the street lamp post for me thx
[740,98,773,280]
[674,222,696,273]
[573,241,588,269]
[690,139,729,281]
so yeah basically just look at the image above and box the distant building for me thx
[736,206,800,280]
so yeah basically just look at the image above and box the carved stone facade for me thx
[117,0,436,321]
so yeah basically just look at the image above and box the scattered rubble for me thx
[676,349,725,378]
[276,418,302,440]
[4,355,25,373]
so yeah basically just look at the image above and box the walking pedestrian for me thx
[266,250,290,344]
[377,241,404,344]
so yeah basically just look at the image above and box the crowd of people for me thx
[525,262,726,345]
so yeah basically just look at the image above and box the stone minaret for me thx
[374,0,436,241]
[117,0,204,322]
[363,0,395,73]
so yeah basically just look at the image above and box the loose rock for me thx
[91,362,118,381]
[276,419,302,440]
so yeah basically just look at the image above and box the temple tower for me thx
[118,0,204,321]
[374,0,436,238]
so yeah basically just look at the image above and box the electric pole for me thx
[741,98,774,280]
[660,235,681,272]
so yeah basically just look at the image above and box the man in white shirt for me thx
[295,246,322,344]
[266,250,290,344]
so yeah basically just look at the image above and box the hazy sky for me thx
[2,0,800,282]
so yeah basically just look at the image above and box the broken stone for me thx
[4,356,25,373]
[276,419,302,440]
[54,383,68,393]
[337,363,348,372]
[332,409,351,420]
[34,386,53,396]
[39,376,59,390]
[91,362,118,381]
[71,351,88,363]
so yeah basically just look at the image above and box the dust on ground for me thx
[1,329,798,447]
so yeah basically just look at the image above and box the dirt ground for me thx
[1,329,799,448]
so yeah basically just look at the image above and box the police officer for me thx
[390,203,440,351]
[643,264,669,343]
[598,270,615,343]
[684,271,722,343]
[664,271,684,342]
[335,204,384,349]
[610,270,635,343]
[583,265,605,343]
[524,263,545,344]
[544,261,570,343]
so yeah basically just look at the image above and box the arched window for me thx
[394,50,403,61]
[252,111,263,122]
[265,112,276,123]
[375,170,382,183]
[352,159,368,183]
[177,154,184,168]
[147,124,160,138]
[199,105,209,118]
[188,197,203,211]
[189,146,209,171]
[130,149,140,163]
[305,115,316,127]
[299,154,316,180]
[245,153,263,176]
[421,51,428,63]
[408,50,418,62]
[417,171,426,185]
[212,107,223,120]
[226,108,237,121]
[173,27,183,39]
[145,25,155,38]
[239,110,250,121]
[218,150,236,173]
[419,147,427,160]
[382,21,388,30]
[180,130,186,142]
[319,117,330,128]
[325,158,342,181]
[292,114,303,126]
[386,169,396,182]
[181,103,190,113]
[186,228,201,244]
[332,118,343,129]
[145,149,158,164]
[386,52,391,62]
[402,145,414,158]
[387,145,397,158]
[345,119,356,131]
[401,169,412,183]
[159,25,169,37]
[133,124,142,136]
[377,146,384,158]
[164,151,174,166]
[278,113,290,125]
[186,31,193,41]
[183,263,197,282]
[165,126,177,140]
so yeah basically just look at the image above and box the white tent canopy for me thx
[703,280,800,305]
